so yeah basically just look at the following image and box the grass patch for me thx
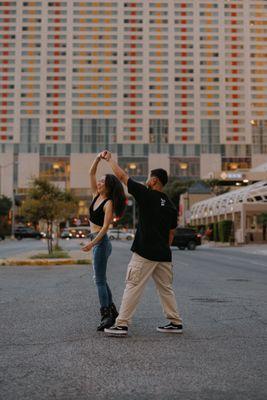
[76,259,90,265]
[30,250,70,259]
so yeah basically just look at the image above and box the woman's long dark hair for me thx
[105,174,126,218]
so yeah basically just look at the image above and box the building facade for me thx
[0,0,267,201]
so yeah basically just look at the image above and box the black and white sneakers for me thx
[157,322,183,333]
[104,325,128,336]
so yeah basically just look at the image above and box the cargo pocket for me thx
[125,262,142,285]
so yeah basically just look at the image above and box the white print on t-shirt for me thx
[161,198,166,207]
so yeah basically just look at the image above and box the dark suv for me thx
[172,227,201,250]
[14,227,42,240]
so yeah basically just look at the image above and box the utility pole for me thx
[11,188,16,239]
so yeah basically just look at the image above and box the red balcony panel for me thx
[182,111,187,115]
[182,85,187,90]
[181,35,187,41]
[233,136,239,141]
[130,127,136,132]
[53,101,59,106]
[130,68,136,73]
[130,85,136,90]
[130,77,136,81]
[130,119,136,123]
[182,127,187,132]
[181,135,187,141]
[53,135,59,140]
[1,135,7,140]
[1,110,7,114]
[131,44,136,49]
[0,127,7,131]
[130,93,136,98]
[182,119,187,123]
[233,111,239,116]
[53,110,59,114]
[231,20,237,25]
[54,85,59,89]
[130,110,136,115]
[182,94,187,99]
[1,118,7,123]
[130,135,136,140]
[233,127,239,132]
[130,102,136,107]
[53,127,59,131]
[182,102,187,107]
[181,28,187,33]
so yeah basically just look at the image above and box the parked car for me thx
[0,234,5,241]
[14,226,42,240]
[108,229,134,241]
[61,227,91,239]
[172,227,201,250]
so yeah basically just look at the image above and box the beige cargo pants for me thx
[116,252,182,327]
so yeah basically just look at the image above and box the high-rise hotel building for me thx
[0,1,267,200]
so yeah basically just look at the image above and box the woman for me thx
[82,153,126,331]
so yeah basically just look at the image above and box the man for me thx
[101,150,183,337]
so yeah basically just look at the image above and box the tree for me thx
[0,195,12,217]
[20,178,78,254]
[0,195,12,236]
[164,178,195,208]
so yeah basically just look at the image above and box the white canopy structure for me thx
[190,181,267,244]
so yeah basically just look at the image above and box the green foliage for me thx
[257,213,267,225]
[164,178,195,207]
[0,195,12,236]
[30,250,70,259]
[21,177,78,253]
[218,220,233,242]
[0,195,12,216]
[21,178,78,223]
[213,222,219,242]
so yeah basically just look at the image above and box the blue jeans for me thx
[92,234,113,308]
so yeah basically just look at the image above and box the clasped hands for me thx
[97,150,111,162]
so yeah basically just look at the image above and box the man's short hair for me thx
[150,168,168,186]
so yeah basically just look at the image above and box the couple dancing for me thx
[82,150,183,337]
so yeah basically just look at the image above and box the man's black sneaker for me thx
[104,325,128,336]
[157,323,183,334]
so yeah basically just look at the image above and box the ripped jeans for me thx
[92,234,113,308]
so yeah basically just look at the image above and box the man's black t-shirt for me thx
[127,178,177,262]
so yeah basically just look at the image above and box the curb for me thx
[0,259,91,266]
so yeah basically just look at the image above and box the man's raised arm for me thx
[101,150,129,186]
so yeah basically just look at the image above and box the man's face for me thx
[146,174,157,188]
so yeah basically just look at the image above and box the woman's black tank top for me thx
[89,195,110,226]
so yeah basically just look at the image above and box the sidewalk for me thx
[0,248,92,266]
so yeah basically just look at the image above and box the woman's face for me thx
[97,175,107,194]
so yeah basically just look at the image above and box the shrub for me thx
[218,220,233,242]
